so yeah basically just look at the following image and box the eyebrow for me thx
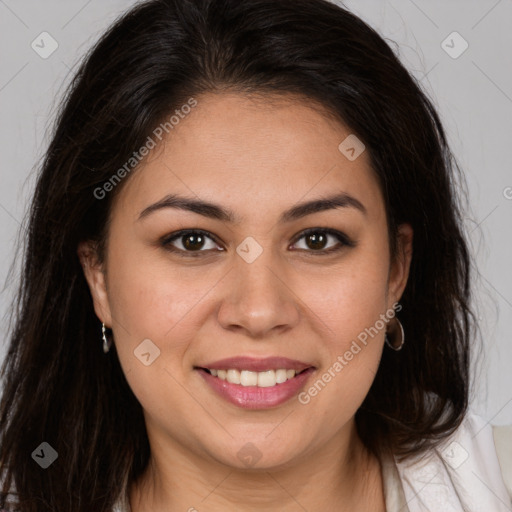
[138,192,367,223]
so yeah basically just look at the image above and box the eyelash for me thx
[160,228,355,258]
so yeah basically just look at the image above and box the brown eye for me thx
[181,232,206,251]
[161,229,223,256]
[304,232,328,250]
[291,228,355,254]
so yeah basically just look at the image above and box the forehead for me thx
[113,92,383,223]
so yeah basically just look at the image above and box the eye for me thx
[161,227,355,258]
[161,229,224,257]
[290,228,355,254]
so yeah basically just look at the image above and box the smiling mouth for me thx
[196,367,312,388]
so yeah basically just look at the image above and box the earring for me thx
[102,323,113,353]
[385,317,405,351]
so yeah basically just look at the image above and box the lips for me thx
[194,356,316,409]
[196,367,315,409]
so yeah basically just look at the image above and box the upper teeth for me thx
[209,368,297,387]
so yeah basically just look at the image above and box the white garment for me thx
[113,413,512,512]
[382,413,512,512]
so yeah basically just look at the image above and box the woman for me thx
[0,0,510,510]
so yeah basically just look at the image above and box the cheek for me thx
[106,229,211,338]
[105,250,204,419]
[295,241,390,406]
[299,240,390,343]
[103,237,208,399]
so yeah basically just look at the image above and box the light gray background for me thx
[0,0,511,423]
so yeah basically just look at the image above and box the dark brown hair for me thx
[0,0,476,510]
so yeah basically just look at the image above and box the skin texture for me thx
[79,92,413,511]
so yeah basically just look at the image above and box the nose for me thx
[216,249,300,339]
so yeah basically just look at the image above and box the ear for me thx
[387,223,413,307]
[77,241,113,327]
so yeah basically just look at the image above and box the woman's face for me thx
[80,92,412,470]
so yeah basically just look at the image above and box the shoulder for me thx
[438,413,512,505]
[456,412,512,493]
[492,422,512,498]
[392,412,512,512]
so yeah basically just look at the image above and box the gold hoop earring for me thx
[102,323,113,353]
[385,317,404,351]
